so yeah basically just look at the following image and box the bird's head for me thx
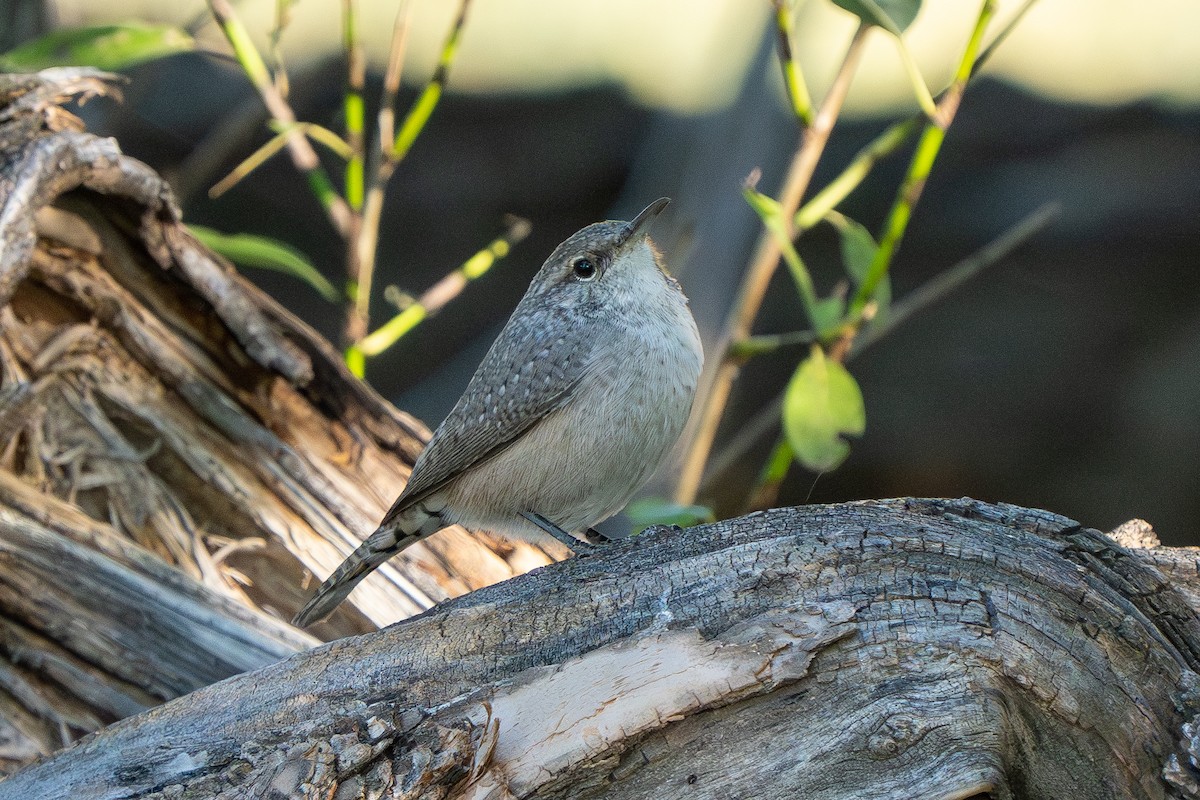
[526,198,678,313]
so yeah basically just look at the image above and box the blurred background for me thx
[4,0,1198,543]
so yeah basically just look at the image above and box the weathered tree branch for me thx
[0,68,563,773]
[3,69,1200,800]
[4,499,1200,798]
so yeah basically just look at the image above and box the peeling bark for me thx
[5,499,1200,799]
[0,69,562,773]
[3,70,1200,800]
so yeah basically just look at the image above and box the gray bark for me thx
[0,68,562,773]
[5,499,1200,799]
[3,70,1200,800]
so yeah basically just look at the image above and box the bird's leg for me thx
[582,527,613,546]
[521,511,606,553]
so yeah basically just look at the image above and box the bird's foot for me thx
[521,512,609,554]
[582,526,614,546]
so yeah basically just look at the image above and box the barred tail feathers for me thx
[292,525,426,627]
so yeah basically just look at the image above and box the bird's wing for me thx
[378,302,595,528]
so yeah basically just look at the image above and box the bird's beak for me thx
[621,197,671,247]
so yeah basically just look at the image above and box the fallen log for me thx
[4,68,1200,800]
[0,68,562,773]
[6,498,1200,799]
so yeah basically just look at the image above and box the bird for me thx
[293,198,703,627]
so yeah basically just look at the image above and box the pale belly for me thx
[442,329,701,539]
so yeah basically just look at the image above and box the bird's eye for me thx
[572,257,597,281]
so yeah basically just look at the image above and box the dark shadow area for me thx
[69,46,1200,545]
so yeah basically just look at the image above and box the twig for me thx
[674,22,872,505]
[972,0,1040,78]
[701,202,1060,490]
[342,0,365,213]
[731,328,817,359]
[772,0,814,126]
[744,435,794,512]
[378,2,412,151]
[348,216,530,362]
[679,0,1039,504]
[853,201,1059,353]
[891,29,938,121]
[266,0,296,98]
[343,2,412,379]
[391,0,472,162]
[742,171,823,330]
[341,0,367,351]
[794,116,920,231]
[206,0,352,237]
[849,0,996,317]
[790,0,1042,235]
[346,0,470,377]
[208,122,351,199]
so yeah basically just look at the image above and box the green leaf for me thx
[831,214,891,326]
[742,184,826,330]
[811,296,846,335]
[0,24,195,71]
[189,226,341,303]
[626,498,715,535]
[832,1,935,118]
[742,186,785,234]
[783,346,866,472]
[831,0,922,35]
[834,215,877,282]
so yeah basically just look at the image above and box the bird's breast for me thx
[445,282,702,537]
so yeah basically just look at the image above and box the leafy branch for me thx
[674,17,872,505]
[675,0,1045,513]
[195,0,514,379]
[206,0,351,236]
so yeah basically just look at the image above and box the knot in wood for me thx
[865,713,922,760]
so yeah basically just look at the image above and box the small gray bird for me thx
[293,198,702,627]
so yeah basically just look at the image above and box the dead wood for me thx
[4,69,1200,800]
[0,68,562,774]
[4,498,1200,799]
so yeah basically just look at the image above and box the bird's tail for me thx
[292,523,426,627]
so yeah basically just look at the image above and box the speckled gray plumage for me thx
[381,218,646,522]
[294,200,703,627]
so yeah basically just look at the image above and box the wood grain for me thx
[0,68,562,774]
[6,499,1200,798]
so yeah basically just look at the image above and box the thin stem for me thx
[742,172,822,329]
[342,0,365,212]
[341,0,367,350]
[773,0,814,126]
[348,1,413,377]
[702,201,1058,491]
[794,116,919,231]
[378,1,412,155]
[745,436,794,512]
[731,329,817,359]
[732,203,1058,362]
[711,0,1041,505]
[675,22,872,505]
[391,0,471,162]
[849,0,996,318]
[348,217,530,362]
[206,0,352,237]
[779,244,821,328]
[853,201,1059,353]
[972,0,1040,79]
[209,122,351,199]
[791,0,1041,235]
[267,0,295,97]
[892,35,938,120]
